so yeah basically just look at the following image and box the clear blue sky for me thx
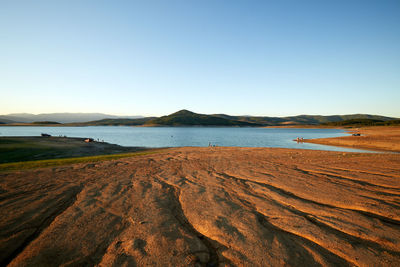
[1,0,399,117]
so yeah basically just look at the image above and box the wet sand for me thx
[303,126,400,152]
[1,147,399,266]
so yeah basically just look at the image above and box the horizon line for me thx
[1,110,399,119]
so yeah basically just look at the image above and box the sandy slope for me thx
[1,147,400,266]
[303,126,400,152]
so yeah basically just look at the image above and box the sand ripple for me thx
[1,147,399,266]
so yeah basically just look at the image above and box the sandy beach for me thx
[303,126,400,152]
[1,145,399,266]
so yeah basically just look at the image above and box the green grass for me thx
[0,138,82,163]
[0,150,165,172]
[0,137,154,164]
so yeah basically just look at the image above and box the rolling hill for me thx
[283,114,396,125]
[1,110,397,127]
[0,113,144,123]
[212,114,396,126]
[146,110,260,126]
[69,118,155,126]
[322,118,400,127]
[0,118,17,124]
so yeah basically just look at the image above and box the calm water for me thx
[0,126,371,152]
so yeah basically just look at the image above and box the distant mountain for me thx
[0,118,17,124]
[1,110,397,126]
[69,117,155,126]
[282,114,395,125]
[213,113,396,126]
[322,118,400,127]
[0,113,144,123]
[146,110,261,126]
[212,114,286,126]
[62,111,400,127]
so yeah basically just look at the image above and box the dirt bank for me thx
[1,147,399,266]
[303,126,400,152]
[0,136,149,163]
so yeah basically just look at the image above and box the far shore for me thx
[0,123,323,127]
[2,125,400,153]
[0,122,349,128]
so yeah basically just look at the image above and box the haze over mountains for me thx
[0,113,144,124]
[1,110,397,126]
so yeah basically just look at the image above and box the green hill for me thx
[283,114,395,125]
[212,114,286,126]
[69,117,155,126]
[58,110,398,127]
[323,119,400,127]
[146,110,261,126]
[212,113,395,126]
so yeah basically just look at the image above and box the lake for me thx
[0,126,371,152]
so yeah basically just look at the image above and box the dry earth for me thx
[1,147,400,266]
[303,126,400,152]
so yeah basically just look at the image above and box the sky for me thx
[1,0,399,117]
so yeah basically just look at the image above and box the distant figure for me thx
[301,137,304,142]
[296,137,300,143]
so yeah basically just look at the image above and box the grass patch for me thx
[0,150,165,172]
[0,137,155,164]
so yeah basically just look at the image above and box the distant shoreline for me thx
[1,123,342,128]
[2,126,399,153]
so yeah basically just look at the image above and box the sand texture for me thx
[1,147,400,266]
[303,126,400,152]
